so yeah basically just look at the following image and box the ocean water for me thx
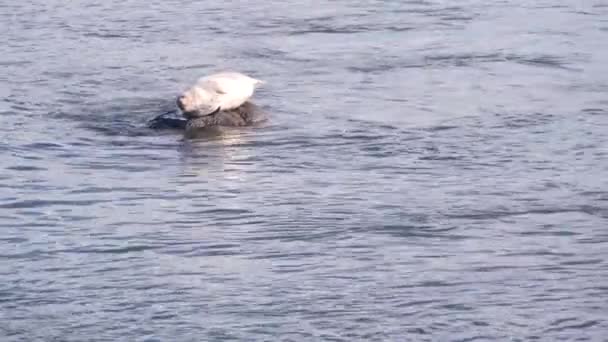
[1,1,608,341]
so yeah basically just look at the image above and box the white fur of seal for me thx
[177,72,264,116]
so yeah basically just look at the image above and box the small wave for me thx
[4,165,46,171]
[61,244,160,254]
[543,320,599,334]
[0,199,109,209]
[446,206,607,220]
[82,31,132,39]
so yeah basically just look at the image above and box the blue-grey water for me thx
[2,1,608,341]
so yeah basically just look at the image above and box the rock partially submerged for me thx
[185,102,265,129]
[148,101,267,132]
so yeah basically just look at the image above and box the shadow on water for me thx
[51,96,182,137]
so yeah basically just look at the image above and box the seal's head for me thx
[176,86,220,119]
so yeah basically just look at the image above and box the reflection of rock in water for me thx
[148,101,267,136]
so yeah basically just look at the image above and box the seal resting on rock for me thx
[149,72,267,132]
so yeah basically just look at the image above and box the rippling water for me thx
[2,1,608,341]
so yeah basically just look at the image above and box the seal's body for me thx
[177,72,264,117]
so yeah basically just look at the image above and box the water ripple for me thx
[1,0,607,341]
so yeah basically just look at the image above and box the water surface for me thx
[1,0,608,341]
